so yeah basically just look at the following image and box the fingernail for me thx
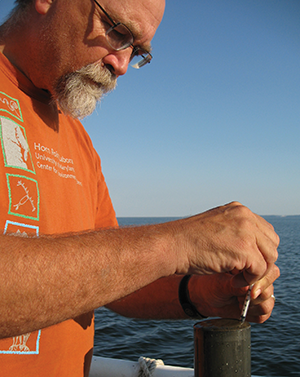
[253,288,261,299]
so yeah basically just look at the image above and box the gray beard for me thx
[53,63,117,119]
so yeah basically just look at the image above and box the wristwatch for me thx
[178,275,207,319]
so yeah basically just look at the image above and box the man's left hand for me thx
[189,264,280,323]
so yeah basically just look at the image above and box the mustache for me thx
[72,63,117,92]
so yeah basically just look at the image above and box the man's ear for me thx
[35,0,53,15]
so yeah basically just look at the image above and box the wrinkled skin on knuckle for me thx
[274,264,280,280]
[226,202,252,218]
[253,313,271,324]
[248,291,276,323]
[272,244,279,263]
[275,232,280,247]
[259,298,275,316]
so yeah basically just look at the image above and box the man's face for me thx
[42,0,165,118]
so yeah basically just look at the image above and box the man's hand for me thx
[189,264,280,323]
[168,202,279,284]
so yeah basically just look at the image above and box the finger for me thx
[245,312,272,324]
[231,272,249,290]
[246,294,276,323]
[251,284,274,306]
[244,270,278,323]
[229,268,241,276]
[254,214,280,248]
[226,205,279,283]
[255,226,279,265]
[252,264,280,300]
[243,213,279,283]
[243,238,279,285]
[243,253,268,286]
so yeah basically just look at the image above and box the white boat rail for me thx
[89,356,264,377]
[90,356,194,377]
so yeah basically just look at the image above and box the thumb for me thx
[230,273,251,296]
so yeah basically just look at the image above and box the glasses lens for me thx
[130,48,152,69]
[106,23,133,50]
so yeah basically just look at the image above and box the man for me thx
[0,0,279,376]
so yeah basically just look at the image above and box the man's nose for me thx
[102,48,132,77]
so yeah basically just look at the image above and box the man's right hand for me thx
[166,201,279,284]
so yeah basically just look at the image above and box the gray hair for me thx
[0,0,34,34]
[14,0,34,9]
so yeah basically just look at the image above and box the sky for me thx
[1,0,299,217]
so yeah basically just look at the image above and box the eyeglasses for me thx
[93,0,152,69]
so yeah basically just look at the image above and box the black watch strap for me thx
[178,275,207,319]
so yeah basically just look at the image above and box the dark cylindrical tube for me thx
[194,318,251,377]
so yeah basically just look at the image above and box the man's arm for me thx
[0,202,279,339]
[107,265,280,323]
[0,225,174,339]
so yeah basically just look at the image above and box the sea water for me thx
[94,216,300,377]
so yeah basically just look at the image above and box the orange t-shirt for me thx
[0,52,118,376]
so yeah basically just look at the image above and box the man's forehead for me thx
[102,0,165,19]
[101,0,165,49]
